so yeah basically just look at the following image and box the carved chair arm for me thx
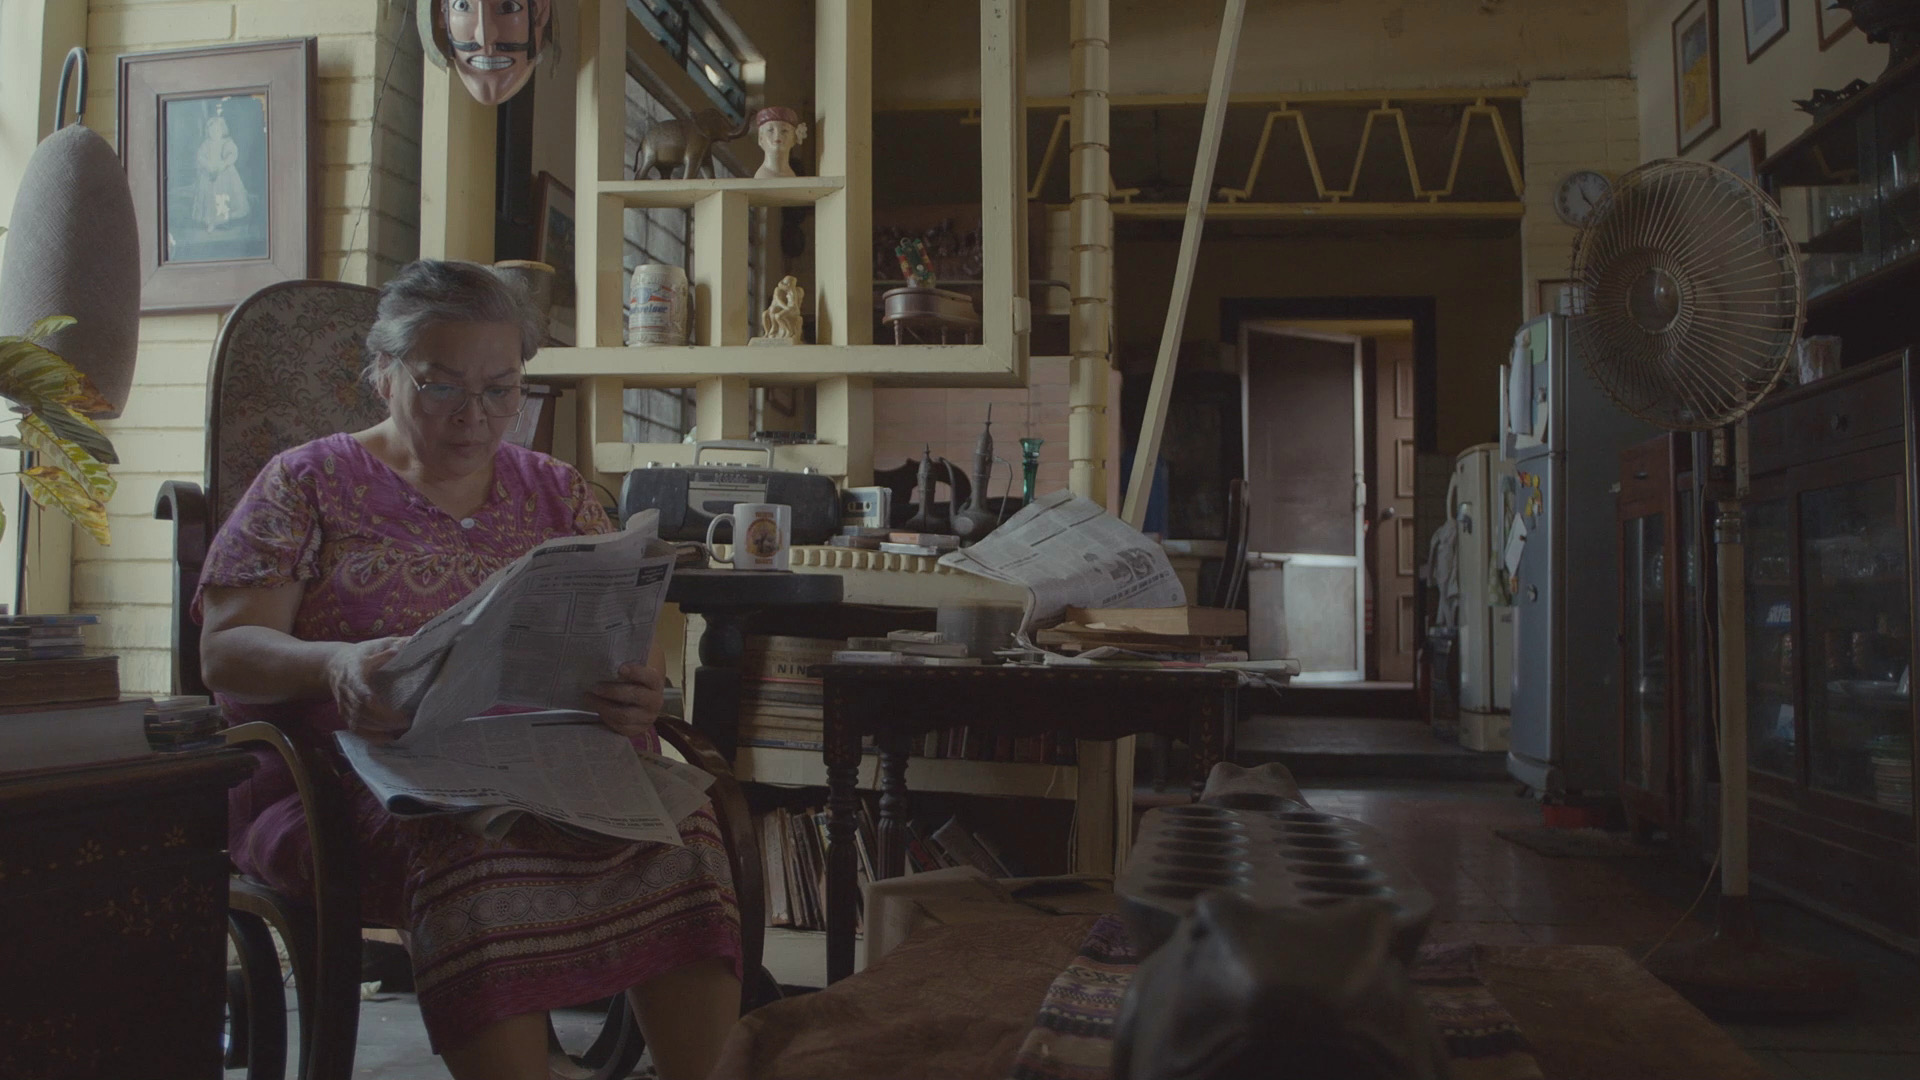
[155,481,211,697]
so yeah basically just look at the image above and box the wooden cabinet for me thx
[0,752,252,1080]
[1618,434,1696,838]
[1742,351,1919,946]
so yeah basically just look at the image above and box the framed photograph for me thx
[1712,129,1768,184]
[1538,279,1587,317]
[1673,0,1721,155]
[533,172,577,346]
[118,39,316,314]
[1817,0,1855,49]
[1744,0,1789,61]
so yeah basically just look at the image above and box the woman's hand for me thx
[326,636,411,744]
[589,661,666,738]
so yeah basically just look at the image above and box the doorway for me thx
[1238,315,1422,686]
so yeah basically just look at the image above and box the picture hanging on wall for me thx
[1712,129,1768,184]
[1744,0,1789,61]
[533,172,577,346]
[118,38,317,313]
[1673,0,1722,154]
[1817,0,1855,50]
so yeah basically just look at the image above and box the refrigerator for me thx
[1448,444,1516,744]
[1501,314,1655,798]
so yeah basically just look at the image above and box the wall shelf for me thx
[528,343,1024,387]
[601,176,847,208]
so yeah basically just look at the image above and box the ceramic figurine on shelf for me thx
[752,106,810,179]
[417,0,555,106]
[752,275,805,345]
[633,108,752,181]
[896,236,935,288]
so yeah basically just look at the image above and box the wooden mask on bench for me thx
[418,0,556,106]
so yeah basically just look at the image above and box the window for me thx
[628,0,747,124]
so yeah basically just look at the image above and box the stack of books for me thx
[0,698,152,772]
[146,695,225,753]
[0,615,119,710]
[830,629,982,667]
[757,801,879,931]
[737,635,836,751]
[0,613,93,661]
[1034,606,1250,664]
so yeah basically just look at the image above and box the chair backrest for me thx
[1211,477,1251,611]
[205,280,388,528]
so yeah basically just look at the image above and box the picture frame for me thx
[1817,0,1855,50]
[1673,0,1721,155]
[1537,279,1587,317]
[1744,0,1789,62]
[1711,129,1768,184]
[118,39,317,314]
[533,172,577,346]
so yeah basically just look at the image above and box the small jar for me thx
[627,263,690,345]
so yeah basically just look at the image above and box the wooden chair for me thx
[157,279,770,1080]
[1148,478,1251,790]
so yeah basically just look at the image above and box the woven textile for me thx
[1007,916,1542,1080]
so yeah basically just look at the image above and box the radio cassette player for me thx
[620,440,840,544]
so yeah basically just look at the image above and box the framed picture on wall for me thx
[1817,0,1855,49]
[1673,0,1721,154]
[533,172,577,346]
[1712,129,1768,184]
[117,39,317,313]
[1744,0,1789,61]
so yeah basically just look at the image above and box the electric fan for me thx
[1571,159,1853,1013]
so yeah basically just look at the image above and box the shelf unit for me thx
[733,746,1076,799]
[544,0,1029,493]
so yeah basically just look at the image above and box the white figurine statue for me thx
[757,275,805,344]
[752,106,809,179]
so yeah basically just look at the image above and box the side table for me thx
[817,664,1238,981]
[0,750,254,1079]
[667,568,844,757]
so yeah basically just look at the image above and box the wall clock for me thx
[1554,169,1613,228]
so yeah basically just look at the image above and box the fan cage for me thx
[1569,158,1804,432]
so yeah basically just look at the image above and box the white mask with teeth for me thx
[441,0,551,106]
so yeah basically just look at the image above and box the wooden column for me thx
[575,375,626,493]
[1067,0,1111,505]
[813,0,872,347]
[697,376,753,441]
[419,65,496,262]
[817,376,874,486]
[692,191,751,346]
[574,0,626,349]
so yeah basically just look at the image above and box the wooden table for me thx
[0,751,254,1080]
[818,664,1238,982]
[667,568,843,757]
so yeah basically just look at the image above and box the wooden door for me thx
[1241,325,1366,682]
[1372,338,1417,682]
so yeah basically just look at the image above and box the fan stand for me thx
[1646,499,1857,1016]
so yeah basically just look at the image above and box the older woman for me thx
[199,260,740,1080]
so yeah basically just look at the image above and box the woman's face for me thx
[758,121,797,154]
[383,320,525,477]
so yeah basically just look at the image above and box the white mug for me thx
[706,502,792,571]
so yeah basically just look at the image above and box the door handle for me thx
[1380,507,1398,522]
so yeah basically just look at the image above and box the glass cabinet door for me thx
[1746,497,1796,777]
[1623,513,1667,794]
[1800,476,1913,812]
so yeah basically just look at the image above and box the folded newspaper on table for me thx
[936,492,1186,645]
[340,511,708,845]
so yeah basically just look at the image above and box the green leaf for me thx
[0,335,84,412]
[21,465,109,546]
[25,314,74,342]
[19,414,115,505]
[30,406,116,465]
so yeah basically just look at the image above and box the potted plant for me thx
[0,301,119,546]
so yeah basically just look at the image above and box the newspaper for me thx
[936,491,1186,640]
[340,511,694,844]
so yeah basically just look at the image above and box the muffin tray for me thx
[1118,800,1435,962]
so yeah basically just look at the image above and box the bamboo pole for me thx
[1120,0,1246,529]
[1066,0,1111,504]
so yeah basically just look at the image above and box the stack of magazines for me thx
[0,613,95,661]
[146,695,225,753]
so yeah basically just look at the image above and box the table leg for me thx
[876,734,912,880]
[691,610,748,758]
[824,728,862,984]
[1190,686,1234,801]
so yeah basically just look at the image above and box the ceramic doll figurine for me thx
[752,106,810,179]
[418,0,555,106]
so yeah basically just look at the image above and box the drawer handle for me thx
[1832,413,1850,433]
[1634,470,1649,480]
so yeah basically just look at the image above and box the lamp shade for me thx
[0,122,142,418]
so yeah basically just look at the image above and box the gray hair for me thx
[363,259,545,387]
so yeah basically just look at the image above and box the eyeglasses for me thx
[409,374,528,418]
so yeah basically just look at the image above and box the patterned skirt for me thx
[231,750,742,1052]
